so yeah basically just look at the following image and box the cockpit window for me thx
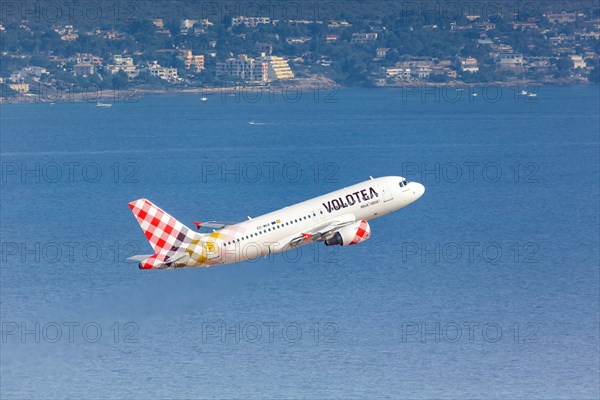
[399,181,404,187]
[399,179,410,188]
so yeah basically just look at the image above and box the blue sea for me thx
[1,86,599,399]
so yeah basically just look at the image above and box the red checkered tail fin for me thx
[128,198,199,253]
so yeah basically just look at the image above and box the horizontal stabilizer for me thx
[163,252,189,264]
[128,252,190,269]
[126,254,154,262]
[193,220,238,230]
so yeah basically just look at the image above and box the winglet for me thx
[301,233,312,242]
[193,221,202,230]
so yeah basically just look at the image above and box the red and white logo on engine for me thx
[349,220,371,245]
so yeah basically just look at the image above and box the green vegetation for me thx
[1,0,598,98]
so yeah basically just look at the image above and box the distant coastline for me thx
[0,77,596,105]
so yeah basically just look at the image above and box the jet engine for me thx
[325,220,371,246]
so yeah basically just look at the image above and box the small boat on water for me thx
[200,97,208,102]
[521,90,528,95]
[96,102,112,107]
[527,93,537,97]
[248,120,256,125]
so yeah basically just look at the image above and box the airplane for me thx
[127,176,425,269]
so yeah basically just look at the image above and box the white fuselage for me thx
[197,176,425,266]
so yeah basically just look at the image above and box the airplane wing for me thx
[287,214,357,247]
[193,221,239,230]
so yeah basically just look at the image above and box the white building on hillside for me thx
[216,54,268,82]
[147,62,179,81]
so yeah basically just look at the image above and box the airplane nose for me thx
[413,182,425,199]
